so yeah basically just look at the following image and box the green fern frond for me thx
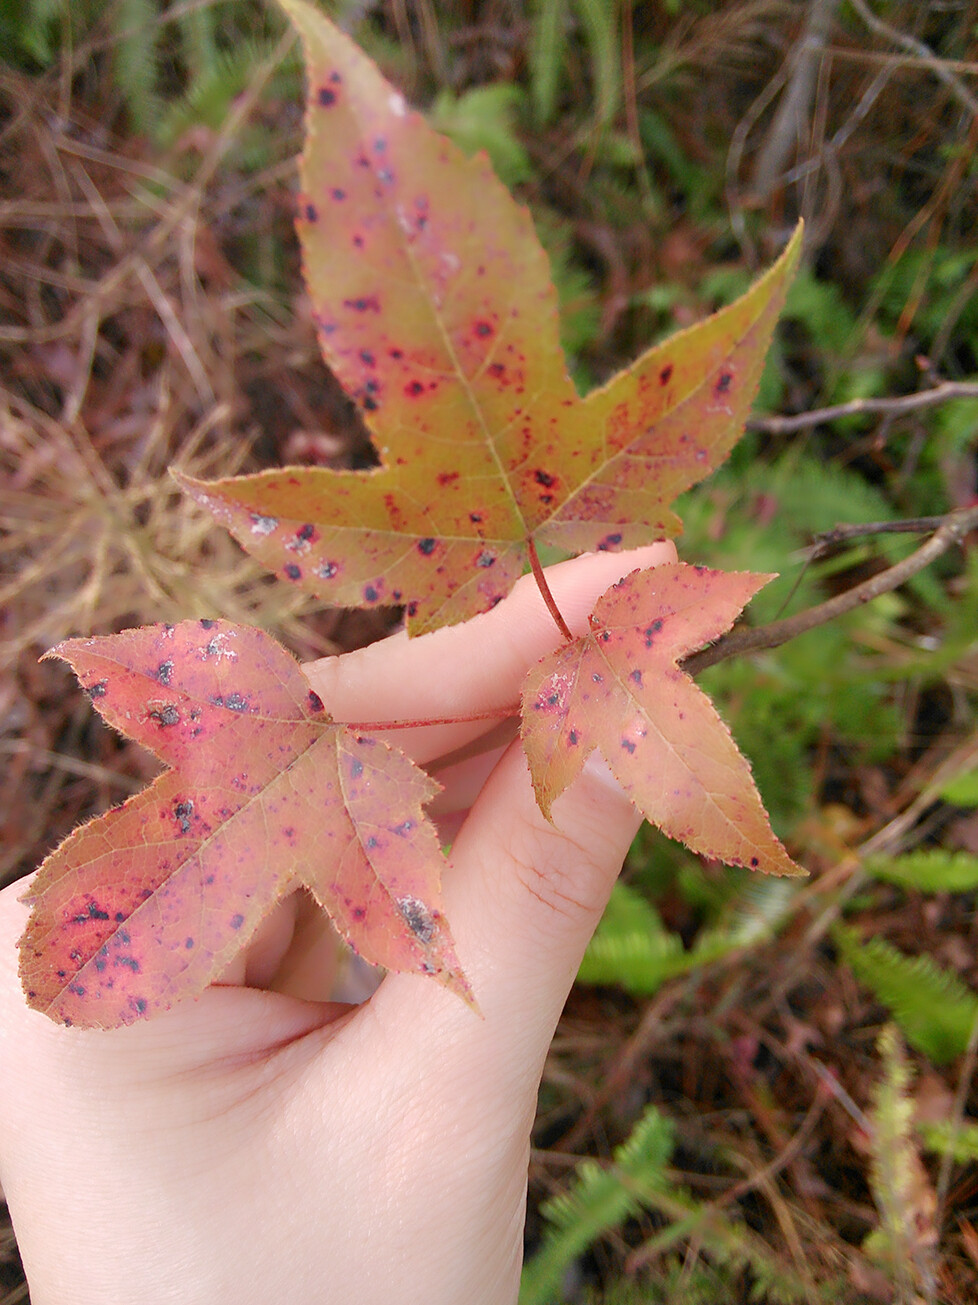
[834,924,978,1063]
[866,848,978,894]
[155,37,294,149]
[112,0,163,134]
[529,0,566,126]
[919,1118,978,1163]
[577,881,686,995]
[519,1106,674,1305]
[863,1026,937,1294]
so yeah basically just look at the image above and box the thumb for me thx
[376,732,642,1076]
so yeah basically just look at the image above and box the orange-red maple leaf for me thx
[178,0,801,635]
[521,564,802,876]
[19,620,470,1027]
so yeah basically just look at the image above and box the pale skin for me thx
[0,542,675,1305]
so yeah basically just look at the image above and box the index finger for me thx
[305,542,677,765]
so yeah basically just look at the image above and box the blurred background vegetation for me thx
[2,1,978,1301]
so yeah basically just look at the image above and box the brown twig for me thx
[747,380,978,435]
[684,504,978,677]
[527,536,574,642]
[847,0,978,122]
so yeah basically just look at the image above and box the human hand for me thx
[0,542,675,1305]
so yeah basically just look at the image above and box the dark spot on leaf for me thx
[115,955,140,973]
[331,187,346,201]
[597,533,623,550]
[474,320,493,338]
[630,669,643,685]
[285,563,302,580]
[156,660,173,686]
[469,512,482,524]
[568,729,579,745]
[317,560,339,580]
[200,618,216,629]
[186,937,195,948]
[149,704,181,727]
[224,693,248,712]
[296,523,317,542]
[365,835,379,850]
[715,371,733,396]
[115,912,126,922]
[488,362,505,378]
[643,619,664,647]
[659,363,673,385]
[476,551,495,568]
[377,168,394,185]
[750,856,760,868]
[317,86,336,107]
[417,537,436,555]
[86,680,108,699]
[135,998,147,1014]
[350,757,364,779]
[344,295,380,313]
[360,349,375,366]
[230,913,245,930]
[534,469,556,488]
[374,137,387,152]
[305,202,318,222]
[361,394,379,412]
[69,983,85,997]
[174,799,194,835]
[621,738,636,754]
[592,672,603,683]
[405,380,425,396]
[352,906,366,921]
[406,601,418,617]
[398,895,436,944]
[389,347,404,360]
[437,471,459,486]
[308,689,324,713]
[364,584,379,602]
[72,900,110,923]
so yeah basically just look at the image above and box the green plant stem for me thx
[684,503,978,676]
[527,536,574,641]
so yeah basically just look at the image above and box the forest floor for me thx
[2,2,978,1301]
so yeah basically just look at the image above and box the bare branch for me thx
[684,504,978,676]
[847,0,978,121]
[748,380,978,436]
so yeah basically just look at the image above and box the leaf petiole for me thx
[527,537,574,642]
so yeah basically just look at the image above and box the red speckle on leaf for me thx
[488,363,505,379]
[437,471,459,487]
